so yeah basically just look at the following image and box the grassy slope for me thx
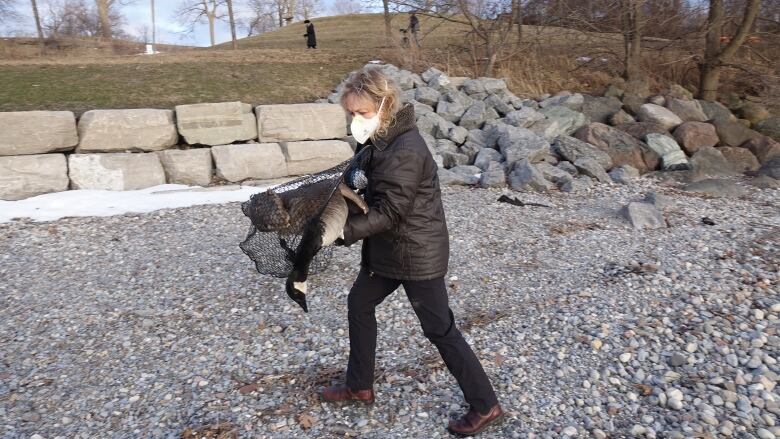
[0,13,447,113]
[0,13,599,113]
[0,49,368,115]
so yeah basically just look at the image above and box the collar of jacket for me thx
[364,103,417,152]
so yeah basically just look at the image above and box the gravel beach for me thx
[1,179,778,439]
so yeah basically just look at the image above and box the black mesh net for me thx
[239,148,369,279]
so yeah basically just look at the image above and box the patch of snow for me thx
[0,184,274,223]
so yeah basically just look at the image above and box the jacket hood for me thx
[371,103,417,151]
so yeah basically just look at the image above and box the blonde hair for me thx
[340,67,402,140]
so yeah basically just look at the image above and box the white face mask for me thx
[350,97,385,144]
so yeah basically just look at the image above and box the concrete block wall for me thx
[0,102,354,201]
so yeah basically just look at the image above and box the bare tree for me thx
[242,0,277,35]
[698,0,762,100]
[43,0,100,37]
[395,0,519,76]
[150,0,155,51]
[0,0,20,25]
[621,0,645,81]
[175,0,227,47]
[382,0,392,45]
[297,0,319,20]
[226,0,237,49]
[96,0,111,39]
[30,0,46,53]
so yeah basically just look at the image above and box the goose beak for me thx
[285,278,309,313]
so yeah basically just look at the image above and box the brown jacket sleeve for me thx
[341,144,423,246]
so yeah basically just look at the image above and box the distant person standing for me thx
[409,12,420,47]
[303,20,317,49]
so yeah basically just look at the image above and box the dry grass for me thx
[0,13,777,112]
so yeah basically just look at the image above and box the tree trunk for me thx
[227,0,238,49]
[30,0,45,54]
[382,0,392,47]
[698,0,762,101]
[151,0,156,52]
[513,0,522,42]
[208,14,216,46]
[96,0,112,40]
[622,0,644,81]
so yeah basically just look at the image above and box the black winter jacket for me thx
[342,103,449,280]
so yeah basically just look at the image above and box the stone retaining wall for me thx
[0,102,353,201]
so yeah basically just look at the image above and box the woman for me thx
[303,20,316,49]
[321,67,503,436]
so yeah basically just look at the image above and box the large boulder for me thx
[448,125,469,145]
[636,104,683,130]
[474,147,503,171]
[616,122,671,141]
[673,122,719,154]
[503,107,545,128]
[437,97,468,124]
[698,100,736,124]
[281,140,353,175]
[535,162,573,183]
[459,142,481,163]
[77,109,178,153]
[479,165,506,188]
[574,123,660,173]
[716,146,759,173]
[537,105,588,137]
[508,159,553,192]
[755,117,780,142]
[0,111,78,156]
[410,100,434,116]
[645,133,689,171]
[665,98,707,122]
[552,136,613,170]
[175,102,257,146]
[157,148,214,186]
[257,103,346,142]
[758,156,780,179]
[689,146,739,178]
[461,78,487,95]
[415,87,441,107]
[609,110,636,126]
[573,157,611,183]
[448,165,482,185]
[458,101,488,130]
[540,93,584,111]
[68,153,166,190]
[741,137,780,164]
[484,94,514,116]
[624,202,666,230]
[581,96,622,124]
[211,143,288,182]
[495,126,550,167]
[0,154,69,200]
[712,119,762,147]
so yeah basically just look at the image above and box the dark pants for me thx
[345,268,499,414]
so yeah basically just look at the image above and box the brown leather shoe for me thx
[447,404,504,436]
[321,384,375,405]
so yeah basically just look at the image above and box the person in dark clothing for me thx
[409,12,420,47]
[303,19,316,49]
[320,67,503,437]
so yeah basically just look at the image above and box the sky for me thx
[3,0,366,47]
